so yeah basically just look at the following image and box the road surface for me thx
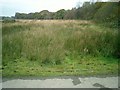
[1,76,119,89]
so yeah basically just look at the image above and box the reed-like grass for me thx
[2,20,119,77]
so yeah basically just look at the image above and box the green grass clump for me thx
[2,20,119,77]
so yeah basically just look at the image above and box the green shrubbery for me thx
[2,17,15,23]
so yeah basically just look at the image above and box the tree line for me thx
[15,2,119,22]
[2,2,119,27]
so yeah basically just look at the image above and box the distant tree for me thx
[54,9,66,19]
[94,2,119,28]
[15,13,28,19]
[64,8,77,19]
[2,17,15,23]
[15,13,21,19]
[75,2,95,20]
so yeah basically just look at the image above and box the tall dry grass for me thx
[2,20,118,65]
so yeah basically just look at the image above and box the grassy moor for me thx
[2,20,119,77]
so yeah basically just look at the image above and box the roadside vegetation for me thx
[2,20,119,77]
[2,2,119,77]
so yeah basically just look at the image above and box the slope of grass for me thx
[2,56,118,77]
[2,20,119,77]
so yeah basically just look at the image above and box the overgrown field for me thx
[2,20,119,77]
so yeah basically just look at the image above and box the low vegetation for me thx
[2,20,119,77]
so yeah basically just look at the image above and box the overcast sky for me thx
[0,0,109,16]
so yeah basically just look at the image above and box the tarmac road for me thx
[1,76,119,89]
